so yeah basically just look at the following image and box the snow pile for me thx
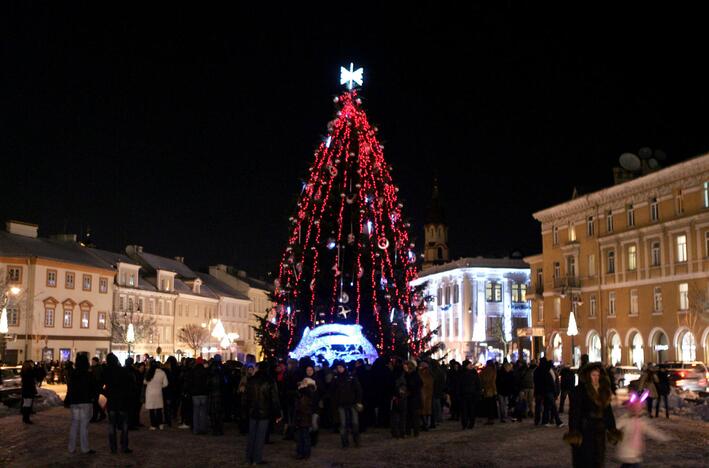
[35,387,63,408]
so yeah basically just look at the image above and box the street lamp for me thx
[126,322,135,357]
[0,286,22,363]
[567,309,578,366]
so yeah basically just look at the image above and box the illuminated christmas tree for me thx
[269,63,429,363]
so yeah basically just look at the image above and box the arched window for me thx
[588,332,601,363]
[552,333,563,364]
[631,333,644,369]
[609,333,622,365]
[679,331,697,362]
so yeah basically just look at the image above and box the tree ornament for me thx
[333,96,339,103]
[347,233,356,244]
[346,194,356,204]
[295,262,303,273]
[340,192,346,198]
[327,165,338,177]
[310,278,316,291]
[377,237,390,250]
[338,305,351,318]
[339,292,350,304]
[332,264,341,277]
[357,266,364,278]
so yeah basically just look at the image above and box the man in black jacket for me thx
[559,365,575,414]
[246,362,282,465]
[188,357,209,435]
[102,353,135,454]
[331,360,363,447]
[458,360,481,430]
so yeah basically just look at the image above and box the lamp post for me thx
[0,286,22,363]
[567,309,578,366]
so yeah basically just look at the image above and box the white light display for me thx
[289,323,378,365]
[126,323,135,344]
[567,311,578,336]
[212,319,226,339]
[340,62,364,90]
[0,307,8,334]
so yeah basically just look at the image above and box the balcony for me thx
[553,275,582,294]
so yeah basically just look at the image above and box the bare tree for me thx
[110,312,157,346]
[177,324,209,356]
[682,282,709,344]
[488,315,511,358]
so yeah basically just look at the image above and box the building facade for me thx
[410,257,531,363]
[422,180,449,270]
[529,153,709,367]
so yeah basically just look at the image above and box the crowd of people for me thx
[10,351,675,466]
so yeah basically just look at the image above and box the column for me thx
[462,275,473,341]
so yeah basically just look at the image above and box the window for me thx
[119,296,125,312]
[705,181,709,208]
[65,272,75,289]
[453,284,460,303]
[653,287,662,313]
[567,256,576,277]
[554,297,560,319]
[128,273,135,287]
[45,308,55,327]
[7,266,21,283]
[99,277,108,294]
[627,245,637,271]
[445,286,451,305]
[587,216,594,237]
[97,312,106,329]
[512,283,527,302]
[588,254,596,277]
[552,225,559,245]
[138,298,144,313]
[6,307,19,326]
[149,299,155,314]
[679,283,689,310]
[630,289,638,316]
[651,242,661,266]
[437,288,442,306]
[82,274,92,291]
[568,223,576,242]
[627,205,635,227]
[166,302,172,316]
[128,297,134,313]
[650,197,659,222]
[486,282,502,302]
[676,234,687,263]
[589,295,597,317]
[80,309,90,328]
[553,262,560,279]
[607,251,615,273]
[676,190,684,214]
[705,231,709,258]
[536,268,543,289]
[537,303,544,322]
[46,270,57,287]
[606,211,614,232]
[63,308,73,328]
[608,292,616,316]
[159,300,164,315]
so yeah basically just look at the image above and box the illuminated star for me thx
[338,305,350,318]
[340,62,364,90]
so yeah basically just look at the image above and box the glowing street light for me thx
[567,310,578,366]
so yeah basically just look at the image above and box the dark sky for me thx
[2,3,708,278]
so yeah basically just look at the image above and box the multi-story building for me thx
[0,221,114,363]
[410,257,531,363]
[528,153,709,367]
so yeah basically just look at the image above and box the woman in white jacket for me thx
[144,360,168,430]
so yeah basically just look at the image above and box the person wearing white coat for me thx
[616,390,671,467]
[144,361,168,430]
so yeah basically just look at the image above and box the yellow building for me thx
[526,153,709,367]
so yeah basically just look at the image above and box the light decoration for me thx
[340,62,364,90]
[567,311,578,337]
[273,67,423,358]
[126,323,135,344]
[0,307,8,334]
[220,335,231,349]
[211,319,226,339]
[289,323,378,365]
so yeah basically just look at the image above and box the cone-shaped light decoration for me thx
[0,307,8,334]
[567,311,578,337]
[220,335,231,349]
[211,319,226,340]
[126,323,135,343]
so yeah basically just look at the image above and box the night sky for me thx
[2,4,708,279]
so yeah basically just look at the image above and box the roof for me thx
[86,248,139,268]
[0,230,113,271]
[174,278,218,299]
[133,251,198,279]
[196,272,250,301]
[417,256,529,277]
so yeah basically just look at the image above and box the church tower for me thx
[423,178,449,269]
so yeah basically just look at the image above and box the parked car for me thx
[0,366,22,405]
[613,365,642,389]
[656,362,709,392]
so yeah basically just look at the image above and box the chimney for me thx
[6,220,39,238]
[125,245,144,257]
[237,270,247,279]
[174,256,184,263]
[50,233,77,242]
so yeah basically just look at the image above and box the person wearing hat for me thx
[294,377,317,459]
[331,360,363,448]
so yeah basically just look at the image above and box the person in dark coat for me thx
[294,377,317,460]
[102,353,135,454]
[188,356,209,435]
[403,359,422,437]
[65,353,96,454]
[20,360,37,424]
[430,360,446,428]
[533,357,549,425]
[371,358,393,428]
[446,360,461,420]
[178,358,194,429]
[123,357,142,430]
[89,356,106,423]
[655,368,670,418]
[496,362,514,422]
[162,356,180,427]
[458,360,481,430]
[331,360,363,447]
[390,360,408,438]
[564,363,621,468]
[246,361,282,465]
[559,364,576,414]
[207,355,225,435]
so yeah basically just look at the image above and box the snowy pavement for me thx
[0,402,705,467]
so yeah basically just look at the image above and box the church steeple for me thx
[423,178,449,269]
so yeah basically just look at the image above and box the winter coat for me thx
[655,371,670,396]
[404,370,423,410]
[560,367,576,391]
[479,366,497,398]
[207,364,225,415]
[187,363,209,396]
[65,369,95,405]
[331,371,363,407]
[496,368,514,397]
[615,414,670,464]
[432,365,446,399]
[565,366,620,468]
[520,365,535,390]
[458,368,481,398]
[637,370,658,399]
[144,368,168,410]
[21,369,37,399]
[102,365,135,412]
[246,371,281,420]
[533,362,549,396]
[295,385,316,428]
[419,367,434,416]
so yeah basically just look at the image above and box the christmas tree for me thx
[270,64,429,363]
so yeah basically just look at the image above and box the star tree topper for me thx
[340,62,364,90]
